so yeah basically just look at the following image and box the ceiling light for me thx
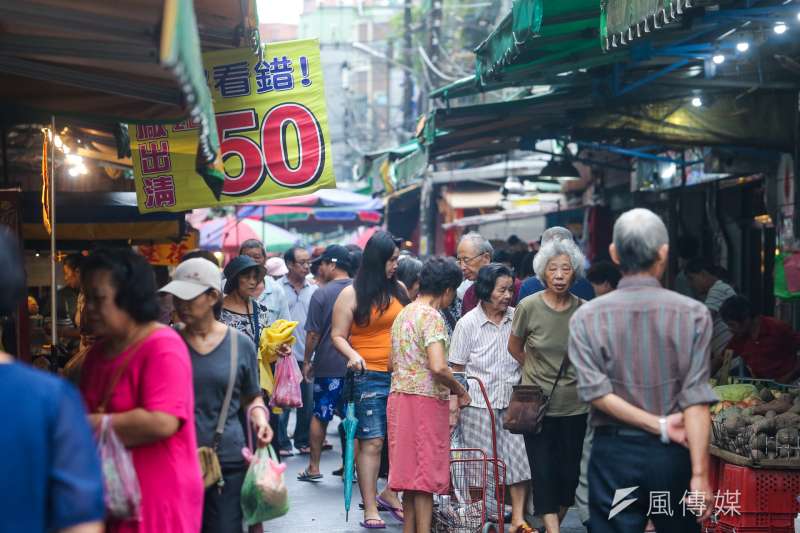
[66,154,83,165]
[61,145,70,154]
[797,11,800,21]
[53,135,63,149]
[691,96,703,107]
[76,163,88,175]
[68,167,80,177]
[712,53,725,64]
[774,22,788,34]
[537,158,581,181]
[736,41,750,52]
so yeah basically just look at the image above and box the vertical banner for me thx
[131,39,335,213]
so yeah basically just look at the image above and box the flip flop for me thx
[359,502,389,512]
[376,495,404,523]
[359,518,386,529]
[278,449,294,457]
[296,469,322,482]
[511,523,536,533]
[296,446,311,455]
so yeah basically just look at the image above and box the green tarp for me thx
[602,0,690,50]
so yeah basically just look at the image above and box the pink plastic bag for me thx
[96,415,141,521]
[269,356,303,408]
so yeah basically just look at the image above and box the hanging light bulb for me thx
[712,53,725,64]
[68,167,80,178]
[691,96,703,107]
[774,22,788,34]
[53,135,63,149]
[66,154,83,165]
[736,41,750,52]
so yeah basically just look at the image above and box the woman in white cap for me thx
[160,257,272,533]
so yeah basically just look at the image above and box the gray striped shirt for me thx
[568,275,717,428]
[449,304,520,409]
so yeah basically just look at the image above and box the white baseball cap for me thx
[160,257,222,300]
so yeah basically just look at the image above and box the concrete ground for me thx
[264,416,587,533]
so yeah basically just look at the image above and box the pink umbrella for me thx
[199,216,300,253]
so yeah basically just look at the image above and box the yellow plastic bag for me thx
[257,319,298,396]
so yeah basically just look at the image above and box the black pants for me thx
[589,428,700,533]
[202,465,247,533]
[523,414,587,516]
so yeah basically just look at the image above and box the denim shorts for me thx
[313,377,344,423]
[352,370,391,440]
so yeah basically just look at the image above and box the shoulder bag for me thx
[502,353,570,435]
[198,328,238,490]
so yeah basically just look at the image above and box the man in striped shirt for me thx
[568,208,717,533]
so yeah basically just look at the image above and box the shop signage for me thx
[131,39,335,213]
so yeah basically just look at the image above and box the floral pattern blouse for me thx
[220,301,271,347]
[390,301,450,400]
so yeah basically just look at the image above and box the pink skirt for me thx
[387,392,450,494]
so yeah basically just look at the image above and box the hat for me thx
[319,244,351,271]
[223,255,267,294]
[266,257,289,277]
[160,257,222,300]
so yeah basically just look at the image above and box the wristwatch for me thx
[658,417,670,444]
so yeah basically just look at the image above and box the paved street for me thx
[265,416,587,532]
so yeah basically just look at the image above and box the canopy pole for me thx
[49,115,57,349]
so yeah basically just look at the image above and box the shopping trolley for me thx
[434,376,507,533]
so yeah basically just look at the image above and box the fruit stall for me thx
[706,381,800,532]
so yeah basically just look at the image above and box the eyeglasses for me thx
[456,253,485,264]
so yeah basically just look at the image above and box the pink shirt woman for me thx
[79,249,203,533]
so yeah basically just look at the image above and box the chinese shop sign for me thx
[131,39,335,213]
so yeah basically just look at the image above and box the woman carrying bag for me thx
[160,258,272,533]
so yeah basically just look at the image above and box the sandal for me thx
[359,518,386,529]
[296,468,323,482]
[296,446,311,455]
[511,523,536,533]
[278,449,294,457]
[376,495,404,522]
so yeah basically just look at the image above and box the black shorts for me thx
[523,413,588,516]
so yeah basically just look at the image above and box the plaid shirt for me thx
[568,275,718,427]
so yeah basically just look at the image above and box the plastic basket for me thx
[717,513,795,531]
[718,463,800,515]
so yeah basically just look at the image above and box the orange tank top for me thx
[350,297,404,372]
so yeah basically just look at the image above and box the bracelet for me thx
[658,417,669,444]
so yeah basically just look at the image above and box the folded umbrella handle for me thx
[246,404,270,452]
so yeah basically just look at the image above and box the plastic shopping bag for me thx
[241,445,289,525]
[269,355,303,409]
[257,319,298,395]
[96,415,141,521]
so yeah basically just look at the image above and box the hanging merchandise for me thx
[774,252,800,301]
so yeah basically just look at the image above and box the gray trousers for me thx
[575,414,594,526]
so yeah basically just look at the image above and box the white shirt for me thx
[448,303,520,409]
[280,276,317,362]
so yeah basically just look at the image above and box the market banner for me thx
[131,39,335,213]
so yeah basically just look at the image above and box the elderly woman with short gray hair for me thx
[508,238,589,533]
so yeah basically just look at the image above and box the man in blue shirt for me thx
[517,227,596,301]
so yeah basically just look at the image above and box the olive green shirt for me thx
[512,292,589,417]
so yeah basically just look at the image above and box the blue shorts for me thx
[352,370,391,440]
[313,377,344,422]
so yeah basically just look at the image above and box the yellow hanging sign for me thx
[131,39,336,213]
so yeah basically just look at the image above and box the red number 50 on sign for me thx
[216,102,326,196]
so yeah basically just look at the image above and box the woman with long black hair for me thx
[332,231,409,529]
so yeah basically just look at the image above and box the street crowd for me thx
[4,206,799,533]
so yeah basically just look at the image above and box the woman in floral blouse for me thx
[388,257,471,532]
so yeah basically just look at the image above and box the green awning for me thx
[430,0,627,100]
[358,140,425,194]
[390,145,428,189]
[602,0,690,50]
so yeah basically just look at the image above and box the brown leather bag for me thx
[503,354,569,434]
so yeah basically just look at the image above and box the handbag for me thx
[503,354,570,435]
[197,328,238,490]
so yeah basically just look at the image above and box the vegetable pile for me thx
[711,384,800,460]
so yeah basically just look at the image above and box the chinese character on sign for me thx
[254,56,295,93]
[139,141,172,174]
[680,490,708,517]
[714,490,741,516]
[135,124,168,140]
[143,176,176,209]
[647,491,673,517]
[213,62,251,97]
